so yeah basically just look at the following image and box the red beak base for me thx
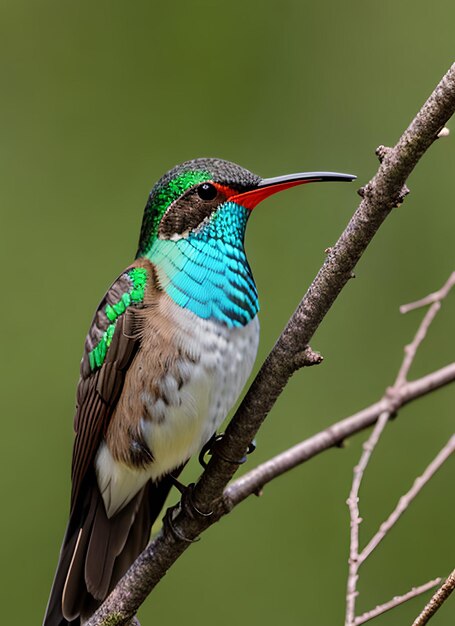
[229,171,356,210]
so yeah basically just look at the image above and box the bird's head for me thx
[136,157,355,258]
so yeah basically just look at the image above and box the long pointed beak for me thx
[230,171,356,210]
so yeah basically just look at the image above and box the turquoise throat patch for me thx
[149,202,259,327]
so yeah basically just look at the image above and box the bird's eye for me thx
[197,183,217,201]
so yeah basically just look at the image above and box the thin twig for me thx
[396,272,455,386]
[412,569,455,626]
[345,273,455,625]
[395,303,440,386]
[86,63,455,626]
[400,271,455,314]
[353,578,442,625]
[360,436,455,562]
[345,412,391,624]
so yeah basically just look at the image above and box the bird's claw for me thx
[182,483,213,518]
[163,482,212,543]
[163,504,200,543]
[198,433,256,469]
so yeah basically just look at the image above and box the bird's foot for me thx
[198,433,256,469]
[163,504,200,543]
[163,483,212,543]
[182,483,213,518]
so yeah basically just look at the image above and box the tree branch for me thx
[195,62,455,509]
[86,63,455,626]
[223,363,455,507]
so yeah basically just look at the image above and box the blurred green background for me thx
[1,1,454,624]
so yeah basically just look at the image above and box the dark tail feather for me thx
[43,474,178,626]
[42,514,84,626]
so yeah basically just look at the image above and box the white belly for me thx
[143,313,260,479]
[96,310,259,517]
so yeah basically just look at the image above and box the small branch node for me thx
[384,386,401,413]
[437,126,450,138]
[293,346,323,368]
[396,184,411,206]
[375,144,392,162]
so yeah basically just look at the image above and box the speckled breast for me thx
[139,302,260,480]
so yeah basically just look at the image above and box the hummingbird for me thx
[43,158,355,625]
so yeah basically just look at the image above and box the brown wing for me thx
[70,261,150,510]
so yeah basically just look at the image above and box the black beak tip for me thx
[331,172,357,182]
[306,172,357,183]
[259,171,357,187]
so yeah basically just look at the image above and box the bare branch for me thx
[396,272,455,386]
[86,63,455,626]
[345,411,391,624]
[360,435,455,562]
[396,305,439,386]
[412,569,455,626]
[354,578,442,626]
[400,271,455,314]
